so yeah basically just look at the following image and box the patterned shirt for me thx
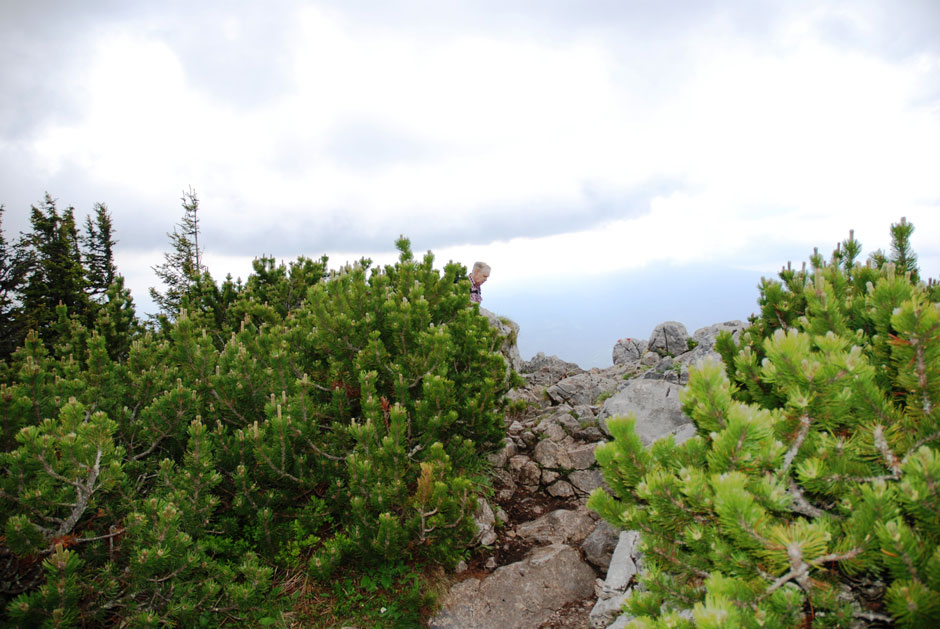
[469,275,482,303]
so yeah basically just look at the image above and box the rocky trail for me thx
[430,316,745,629]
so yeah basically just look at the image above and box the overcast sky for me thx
[2,1,939,366]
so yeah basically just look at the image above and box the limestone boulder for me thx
[473,498,498,547]
[690,320,746,353]
[515,507,596,546]
[568,469,605,495]
[581,519,621,571]
[480,307,524,372]
[522,352,584,387]
[612,337,649,366]
[508,455,541,488]
[546,373,619,407]
[647,321,690,357]
[590,531,642,629]
[597,378,688,445]
[532,439,573,470]
[430,544,596,629]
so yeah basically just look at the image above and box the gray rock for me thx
[672,422,698,445]
[534,406,581,437]
[487,437,517,468]
[590,590,631,628]
[480,307,524,372]
[430,544,596,629]
[581,520,621,571]
[515,508,596,545]
[604,531,640,592]
[606,614,632,629]
[541,469,561,485]
[509,455,541,487]
[557,412,584,434]
[541,422,567,442]
[690,320,746,353]
[474,498,498,547]
[547,373,619,407]
[568,442,600,470]
[590,531,643,628]
[598,378,688,445]
[572,404,597,420]
[648,321,690,357]
[575,426,606,442]
[532,439,573,470]
[522,352,584,387]
[612,337,648,365]
[491,468,517,502]
[548,480,576,498]
[569,469,605,494]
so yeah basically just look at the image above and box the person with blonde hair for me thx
[469,261,490,304]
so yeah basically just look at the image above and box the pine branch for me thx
[781,414,812,476]
[56,448,103,537]
[903,429,940,463]
[298,432,344,462]
[873,425,902,477]
[786,482,827,518]
[761,546,864,600]
[130,428,171,461]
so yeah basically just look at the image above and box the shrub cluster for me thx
[0,237,515,626]
[590,220,940,627]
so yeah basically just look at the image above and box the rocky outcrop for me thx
[481,307,524,372]
[647,321,690,357]
[546,372,619,407]
[590,531,642,628]
[597,378,690,445]
[430,544,596,629]
[431,317,747,629]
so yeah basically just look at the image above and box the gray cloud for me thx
[200,175,682,260]
[3,0,939,283]
[143,2,300,109]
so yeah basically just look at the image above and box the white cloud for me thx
[5,1,939,328]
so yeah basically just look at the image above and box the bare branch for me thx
[781,414,812,476]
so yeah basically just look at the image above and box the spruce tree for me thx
[19,194,90,339]
[150,188,204,322]
[81,202,117,300]
[0,206,28,360]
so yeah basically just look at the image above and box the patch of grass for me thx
[290,560,441,628]
[506,398,534,418]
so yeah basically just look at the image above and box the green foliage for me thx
[590,220,940,627]
[19,195,90,341]
[1,230,514,626]
[321,560,438,628]
[0,195,139,363]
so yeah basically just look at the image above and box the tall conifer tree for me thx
[150,188,204,321]
[19,194,89,339]
[0,206,28,359]
[81,203,117,300]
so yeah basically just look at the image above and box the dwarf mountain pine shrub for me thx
[589,219,940,628]
[0,237,515,626]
